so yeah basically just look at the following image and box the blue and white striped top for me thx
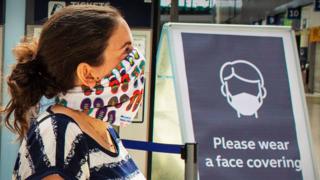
[12,108,145,180]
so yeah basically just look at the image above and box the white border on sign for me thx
[163,22,318,180]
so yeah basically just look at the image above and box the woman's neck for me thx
[50,104,108,127]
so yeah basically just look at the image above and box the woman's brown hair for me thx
[1,5,122,140]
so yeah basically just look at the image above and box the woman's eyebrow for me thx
[120,41,132,49]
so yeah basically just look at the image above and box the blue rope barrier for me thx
[122,139,183,154]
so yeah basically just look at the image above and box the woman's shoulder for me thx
[26,109,84,142]
[14,110,90,180]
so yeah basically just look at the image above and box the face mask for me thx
[223,73,266,118]
[55,48,145,126]
[226,86,263,118]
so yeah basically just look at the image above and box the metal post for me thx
[182,143,198,180]
[147,0,161,179]
[170,0,179,22]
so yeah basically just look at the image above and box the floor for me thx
[306,94,320,175]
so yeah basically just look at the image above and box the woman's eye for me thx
[125,47,132,53]
[121,45,133,59]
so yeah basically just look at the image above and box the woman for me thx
[1,5,146,180]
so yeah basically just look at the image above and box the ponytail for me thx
[1,38,48,140]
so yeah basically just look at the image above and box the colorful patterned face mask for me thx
[55,48,145,126]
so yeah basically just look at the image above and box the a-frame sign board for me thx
[155,23,318,180]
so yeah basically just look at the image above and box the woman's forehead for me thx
[108,18,132,49]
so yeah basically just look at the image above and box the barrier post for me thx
[182,143,197,180]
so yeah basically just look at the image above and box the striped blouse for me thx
[12,108,145,180]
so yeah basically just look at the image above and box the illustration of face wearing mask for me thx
[55,48,145,126]
[219,60,267,118]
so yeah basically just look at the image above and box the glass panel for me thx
[152,32,184,180]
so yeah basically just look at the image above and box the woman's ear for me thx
[76,63,98,88]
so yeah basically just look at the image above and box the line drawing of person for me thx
[219,60,267,118]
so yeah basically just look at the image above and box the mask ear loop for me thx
[257,81,263,103]
[225,81,233,103]
[261,86,267,99]
[220,83,227,97]
[221,67,236,100]
[220,69,234,97]
[257,80,267,105]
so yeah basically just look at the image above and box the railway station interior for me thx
[0,0,320,179]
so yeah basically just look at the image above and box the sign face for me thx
[159,23,317,180]
[267,16,276,25]
[287,8,301,19]
[33,0,152,27]
[48,1,66,17]
[315,0,320,11]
